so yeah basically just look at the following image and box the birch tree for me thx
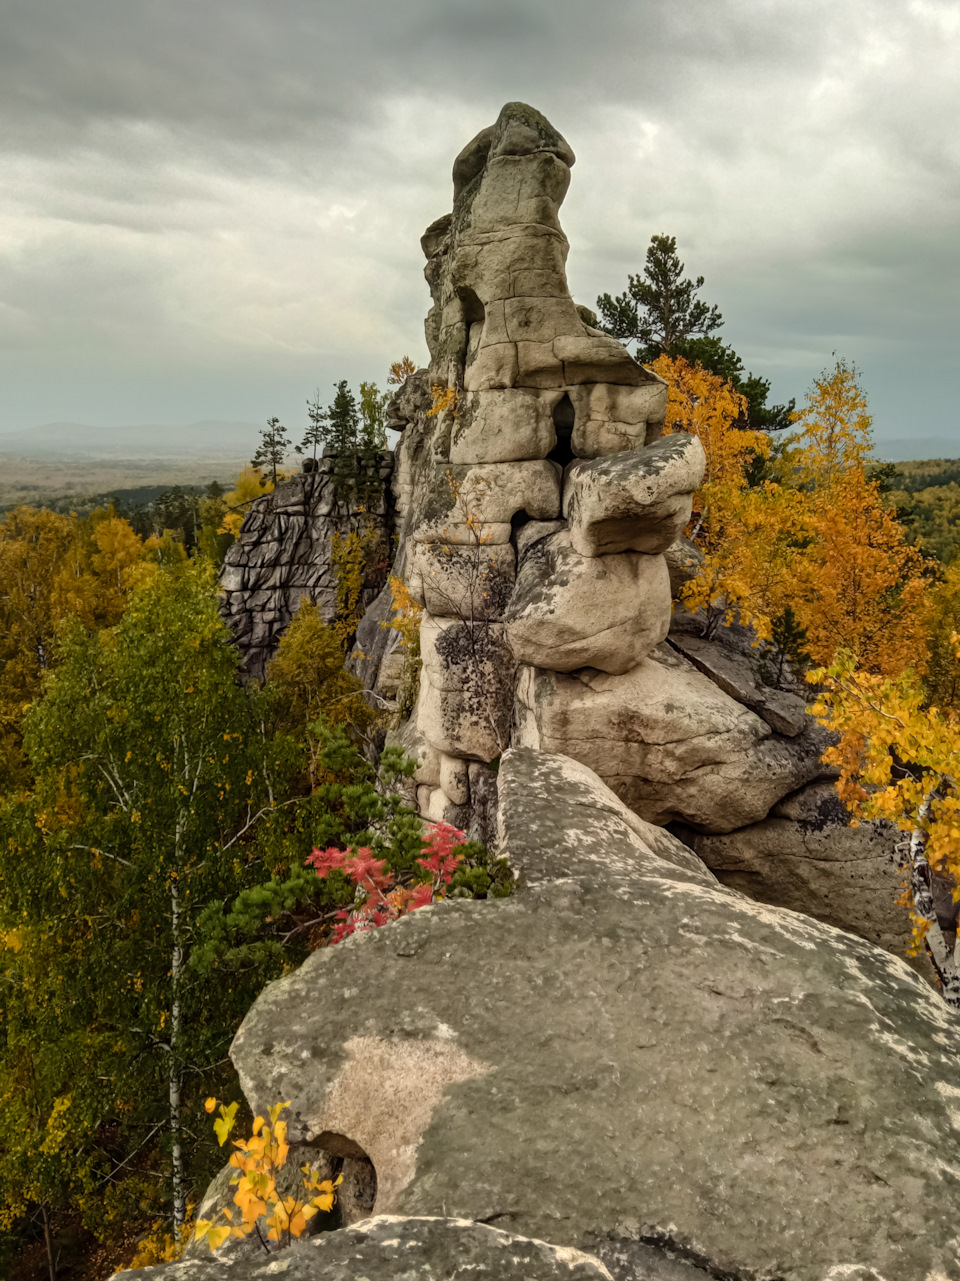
[0,562,290,1239]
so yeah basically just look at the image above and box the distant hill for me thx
[0,420,263,459]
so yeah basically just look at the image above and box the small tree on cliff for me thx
[251,417,291,486]
[325,381,360,499]
[296,392,328,463]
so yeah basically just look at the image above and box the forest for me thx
[2,245,960,1278]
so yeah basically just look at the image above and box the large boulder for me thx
[503,529,671,674]
[563,434,706,557]
[411,460,562,542]
[224,748,960,1281]
[513,645,829,831]
[678,780,935,978]
[449,388,560,464]
[113,1215,616,1281]
[409,541,516,620]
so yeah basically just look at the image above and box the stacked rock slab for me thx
[221,456,391,680]
[393,102,706,826]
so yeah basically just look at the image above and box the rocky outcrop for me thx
[221,101,907,970]
[173,748,960,1281]
[220,455,392,679]
[117,1215,617,1281]
[379,102,708,826]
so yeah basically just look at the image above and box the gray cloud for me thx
[0,0,957,449]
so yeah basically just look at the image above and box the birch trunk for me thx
[169,873,185,1229]
[41,1203,56,1281]
[903,788,960,1009]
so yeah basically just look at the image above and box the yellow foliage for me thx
[121,1214,195,1270]
[427,384,460,419]
[220,467,274,539]
[653,353,768,504]
[385,575,423,719]
[792,465,928,675]
[194,1099,340,1253]
[0,506,153,786]
[330,520,389,651]
[810,650,960,990]
[918,561,960,711]
[266,599,375,778]
[655,355,929,676]
[791,356,872,481]
[680,481,808,641]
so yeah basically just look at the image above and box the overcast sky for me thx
[1,0,958,452]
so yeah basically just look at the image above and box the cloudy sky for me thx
[1,0,958,453]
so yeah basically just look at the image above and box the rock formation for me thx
[373,102,838,876]
[216,101,917,957]
[220,454,392,680]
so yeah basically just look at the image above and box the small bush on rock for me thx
[194,1100,339,1253]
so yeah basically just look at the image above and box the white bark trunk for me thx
[904,788,960,1009]
[169,874,185,1229]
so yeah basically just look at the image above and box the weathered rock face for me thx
[513,644,828,832]
[504,529,672,674]
[115,1215,617,1281]
[220,748,960,1281]
[220,458,392,679]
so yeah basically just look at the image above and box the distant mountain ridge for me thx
[0,420,263,458]
[0,420,955,465]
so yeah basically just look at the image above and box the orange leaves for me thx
[794,465,927,676]
[653,353,766,495]
[791,357,872,480]
[388,355,417,386]
[194,1099,341,1253]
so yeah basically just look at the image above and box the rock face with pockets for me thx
[378,102,707,826]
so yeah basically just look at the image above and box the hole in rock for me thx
[548,393,576,467]
[511,509,532,539]
[313,1131,378,1229]
[457,286,485,327]
[459,289,486,367]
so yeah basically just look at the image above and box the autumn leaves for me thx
[660,353,926,676]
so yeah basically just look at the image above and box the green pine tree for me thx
[251,416,291,486]
[296,391,329,463]
[596,233,724,359]
[326,381,360,500]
